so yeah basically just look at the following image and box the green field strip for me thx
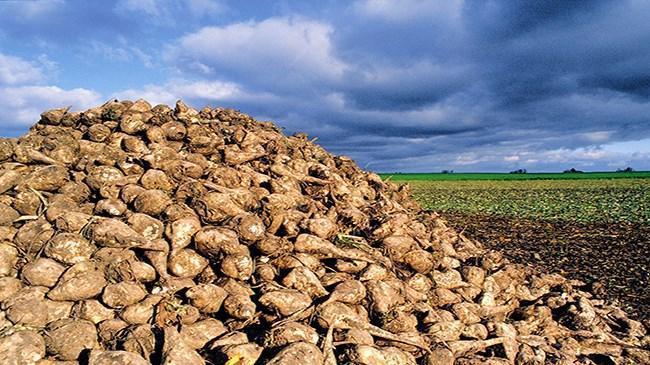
[380,172,650,181]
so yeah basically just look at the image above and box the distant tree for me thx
[563,168,583,173]
[441,169,454,174]
[616,167,634,172]
[509,168,527,174]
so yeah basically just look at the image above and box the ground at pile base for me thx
[443,212,650,327]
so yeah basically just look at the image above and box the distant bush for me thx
[441,170,454,174]
[563,168,583,173]
[617,167,635,173]
[509,168,527,174]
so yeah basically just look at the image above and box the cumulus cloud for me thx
[353,0,464,23]
[0,0,64,20]
[113,79,246,106]
[86,40,154,68]
[114,0,225,25]
[114,0,162,17]
[169,17,347,92]
[186,0,226,17]
[0,52,101,135]
[0,85,100,133]
[0,53,45,85]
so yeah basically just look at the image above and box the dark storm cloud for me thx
[339,63,473,111]
[464,0,611,41]
[581,74,650,98]
[467,0,650,102]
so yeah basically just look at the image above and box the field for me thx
[384,173,650,325]
[401,178,650,224]
[383,171,650,181]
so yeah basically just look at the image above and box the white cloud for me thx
[0,52,101,134]
[186,0,225,17]
[0,0,64,20]
[0,53,45,85]
[87,40,154,68]
[89,41,131,62]
[575,149,608,160]
[354,0,464,23]
[114,0,161,17]
[454,152,482,165]
[581,131,611,143]
[114,0,225,24]
[112,79,269,107]
[602,138,650,154]
[542,147,617,164]
[35,54,58,74]
[172,80,242,100]
[170,17,347,90]
[0,86,101,127]
[112,84,177,106]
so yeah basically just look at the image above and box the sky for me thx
[1,0,649,172]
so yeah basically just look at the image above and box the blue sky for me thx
[1,0,649,172]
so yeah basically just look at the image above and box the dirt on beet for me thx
[442,212,650,327]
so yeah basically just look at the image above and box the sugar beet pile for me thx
[0,100,647,365]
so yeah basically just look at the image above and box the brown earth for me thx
[442,212,650,327]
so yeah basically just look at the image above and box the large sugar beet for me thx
[0,276,23,302]
[88,350,149,365]
[185,283,228,313]
[4,286,73,327]
[0,330,46,364]
[161,327,205,365]
[102,282,147,308]
[266,342,324,364]
[14,219,54,255]
[0,242,18,277]
[259,289,312,317]
[0,169,21,194]
[44,319,98,361]
[21,258,65,287]
[133,189,172,216]
[20,165,69,192]
[193,192,245,223]
[88,218,148,248]
[48,261,107,301]
[45,233,95,264]
[180,318,227,349]
[75,299,115,324]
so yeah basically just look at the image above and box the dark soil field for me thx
[443,213,650,327]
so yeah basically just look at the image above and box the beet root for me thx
[45,319,99,361]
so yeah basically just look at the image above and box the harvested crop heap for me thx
[0,99,647,365]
